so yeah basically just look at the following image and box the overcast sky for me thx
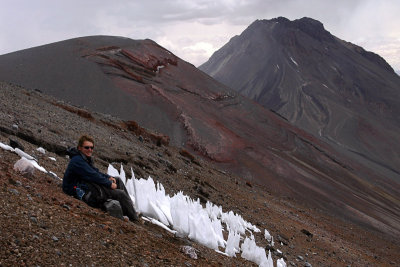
[1,0,399,70]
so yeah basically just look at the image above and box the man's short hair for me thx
[78,135,94,148]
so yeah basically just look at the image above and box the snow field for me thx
[109,164,285,267]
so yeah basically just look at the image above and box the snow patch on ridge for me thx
[290,57,298,66]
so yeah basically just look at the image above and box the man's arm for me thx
[70,158,112,188]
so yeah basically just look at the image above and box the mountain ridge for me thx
[199,16,400,187]
[1,34,400,240]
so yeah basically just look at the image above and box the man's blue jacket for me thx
[62,147,112,196]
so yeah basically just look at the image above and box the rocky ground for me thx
[1,82,399,266]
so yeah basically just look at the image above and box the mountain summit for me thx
[199,17,400,184]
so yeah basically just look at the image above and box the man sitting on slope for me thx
[63,135,138,222]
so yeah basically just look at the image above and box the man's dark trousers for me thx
[103,177,138,221]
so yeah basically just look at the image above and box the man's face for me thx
[78,140,94,158]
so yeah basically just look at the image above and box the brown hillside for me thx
[1,82,399,266]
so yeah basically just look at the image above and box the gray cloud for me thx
[0,0,399,70]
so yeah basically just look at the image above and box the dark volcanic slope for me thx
[199,17,400,183]
[1,36,400,237]
[2,83,400,266]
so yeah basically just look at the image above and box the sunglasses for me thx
[83,146,94,150]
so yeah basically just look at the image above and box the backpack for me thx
[76,181,108,208]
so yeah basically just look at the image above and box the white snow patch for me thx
[264,229,272,242]
[15,148,36,161]
[14,149,47,173]
[1,143,49,174]
[37,147,46,154]
[30,159,47,173]
[48,157,56,161]
[156,65,165,73]
[225,230,241,256]
[215,250,229,256]
[107,164,120,178]
[290,57,298,66]
[277,257,287,267]
[0,142,14,151]
[241,235,273,266]
[13,156,47,173]
[49,171,61,180]
[143,216,177,234]
[108,163,285,267]
[14,157,35,175]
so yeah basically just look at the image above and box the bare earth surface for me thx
[1,82,399,266]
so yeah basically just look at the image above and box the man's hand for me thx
[109,177,117,189]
